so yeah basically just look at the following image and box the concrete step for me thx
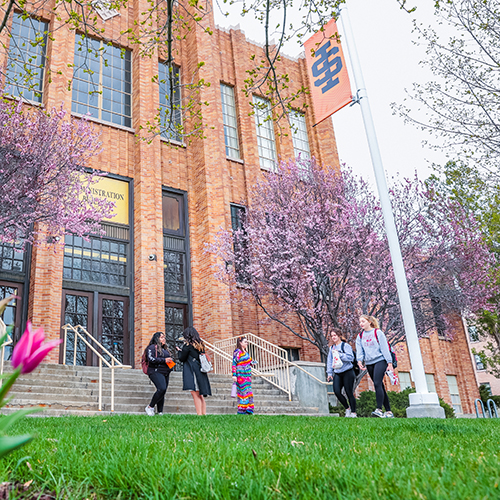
[0,363,318,416]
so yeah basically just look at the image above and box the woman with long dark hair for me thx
[177,326,211,415]
[144,331,174,416]
[326,329,357,417]
[232,336,254,415]
[356,315,394,418]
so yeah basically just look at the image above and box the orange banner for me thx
[304,19,352,125]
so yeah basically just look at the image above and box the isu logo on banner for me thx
[304,19,352,125]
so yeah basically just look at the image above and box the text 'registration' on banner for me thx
[304,18,352,126]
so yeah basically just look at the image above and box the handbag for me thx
[199,353,213,373]
[231,382,237,398]
[331,347,343,370]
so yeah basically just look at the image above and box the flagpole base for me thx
[406,392,445,418]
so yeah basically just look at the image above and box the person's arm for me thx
[355,335,365,368]
[178,344,190,362]
[146,345,167,365]
[326,347,333,380]
[338,343,354,363]
[377,330,393,369]
[232,350,239,381]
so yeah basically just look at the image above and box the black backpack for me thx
[340,341,360,376]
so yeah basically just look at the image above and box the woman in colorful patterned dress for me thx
[232,336,254,415]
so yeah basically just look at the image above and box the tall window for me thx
[221,84,240,159]
[425,373,436,393]
[230,204,250,284]
[398,372,412,390]
[446,375,463,414]
[290,111,310,160]
[72,36,132,128]
[253,96,277,170]
[0,242,24,273]
[6,16,48,103]
[159,62,181,142]
[474,354,485,371]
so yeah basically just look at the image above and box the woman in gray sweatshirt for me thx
[326,329,357,417]
[355,315,394,418]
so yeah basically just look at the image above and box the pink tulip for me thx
[11,322,62,374]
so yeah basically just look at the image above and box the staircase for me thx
[0,364,322,416]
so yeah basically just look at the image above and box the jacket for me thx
[146,344,173,375]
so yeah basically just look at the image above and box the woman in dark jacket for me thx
[177,326,211,415]
[145,332,174,416]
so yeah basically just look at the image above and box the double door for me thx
[61,290,130,366]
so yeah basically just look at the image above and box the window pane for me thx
[162,195,180,232]
[221,84,240,159]
[6,15,48,102]
[253,96,277,170]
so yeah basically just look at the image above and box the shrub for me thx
[439,398,455,418]
[355,388,455,418]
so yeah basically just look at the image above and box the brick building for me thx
[0,0,479,414]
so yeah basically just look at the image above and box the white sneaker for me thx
[350,413,357,418]
[384,411,394,418]
[145,406,155,416]
[372,408,385,418]
[345,408,351,417]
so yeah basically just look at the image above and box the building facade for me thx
[0,0,479,414]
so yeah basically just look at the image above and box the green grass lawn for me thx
[1,415,499,499]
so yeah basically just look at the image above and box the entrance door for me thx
[165,303,187,370]
[61,290,93,365]
[0,281,23,359]
[98,294,130,365]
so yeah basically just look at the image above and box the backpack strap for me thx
[374,328,379,343]
[340,342,345,353]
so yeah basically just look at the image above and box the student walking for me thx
[326,329,357,417]
[177,326,212,415]
[144,332,175,416]
[232,336,255,415]
[356,315,394,418]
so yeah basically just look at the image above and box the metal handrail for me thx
[205,337,293,400]
[213,334,332,401]
[61,324,131,411]
[0,317,13,387]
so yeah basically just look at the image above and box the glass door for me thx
[97,294,129,365]
[165,302,187,370]
[61,290,93,365]
[0,282,23,360]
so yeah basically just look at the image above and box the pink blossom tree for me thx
[211,158,495,360]
[0,97,115,246]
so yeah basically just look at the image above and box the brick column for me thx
[182,11,234,342]
[131,1,165,365]
[28,13,77,358]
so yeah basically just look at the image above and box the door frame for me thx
[97,294,130,365]
[60,289,94,365]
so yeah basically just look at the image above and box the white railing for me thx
[206,335,292,400]
[0,317,12,386]
[213,334,332,402]
[61,324,131,411]
[213,334,294,400]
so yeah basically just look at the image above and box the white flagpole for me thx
[338,5,444,417]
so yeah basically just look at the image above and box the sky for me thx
[213,0,448,186]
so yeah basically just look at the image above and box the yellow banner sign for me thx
[89,176,129,225]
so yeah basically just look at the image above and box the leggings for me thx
[333,368,356,413]
[148,370,171,413]
[366,360,391,411]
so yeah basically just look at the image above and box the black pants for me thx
[366,360,391,411]
[148,370,170,413]
[333,368,356,413]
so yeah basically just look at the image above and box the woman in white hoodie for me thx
[356,315,394,418]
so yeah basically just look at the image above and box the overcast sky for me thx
[214,0,448,186]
